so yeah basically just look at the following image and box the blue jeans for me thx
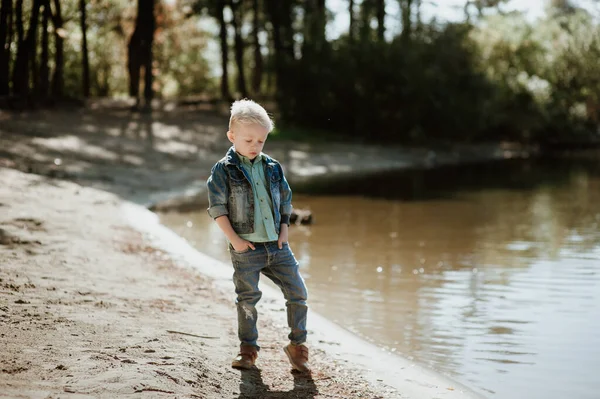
[229,241,308,351]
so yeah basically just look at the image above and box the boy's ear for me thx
[226,130,235,143]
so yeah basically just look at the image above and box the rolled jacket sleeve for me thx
[206,163,229,219]
[279,165,293,221]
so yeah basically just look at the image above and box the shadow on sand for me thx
[237,369,318,399]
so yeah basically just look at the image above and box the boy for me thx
[206,99,310,373]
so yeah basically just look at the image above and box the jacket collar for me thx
[223,146,240,166]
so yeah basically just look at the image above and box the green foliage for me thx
[22,0,213,99]
[269,125,349,144]
[472,9,600,142]
[471,13,550,141]
[4,0,599,144]
[154,7,216,97]
[274,7,600,144]
[277,24,495,144]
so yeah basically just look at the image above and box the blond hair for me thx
[229,99,274,132]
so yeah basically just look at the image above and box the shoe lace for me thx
[298,345,309,361]
[240,347,257,360]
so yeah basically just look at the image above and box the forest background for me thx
[1,0,600,145]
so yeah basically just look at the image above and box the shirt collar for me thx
[236,151,263,165]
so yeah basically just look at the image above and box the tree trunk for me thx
[265,0,282,79]
[348,0,354,43]
[12,0,41,98]
[400,0,413,41]
[29,0,41,97]
[96,62,110,96]
[251,0,262,96]
[359,0,373,41]
[217,0,231,100]
[463,1,475,23]
[278,1,294,60]
[142,0,154,105]
[14,0,21,42]
[316,0,326,47]
[376,0,385,41]
[11,0,23,96]
[128,31,140,103]
[265,0,294,99]
[128,0,155,108]
[50,0,64,98]
[415,0,421,31]
[39,0,50,99]
[80,0,90,97]
[303,0,326,55]
[229,0,248,98]
[266,52,274,94]
[302,0,313,53]
[0,0,13,95]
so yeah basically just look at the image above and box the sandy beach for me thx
[0,103,501,398]
[1,166,400,398]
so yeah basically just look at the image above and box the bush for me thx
[276,10,600,144]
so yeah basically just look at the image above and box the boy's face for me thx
[227,123,269,160]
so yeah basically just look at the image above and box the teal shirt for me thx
[237,153,279,243]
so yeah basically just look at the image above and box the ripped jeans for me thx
[229,241,308,351]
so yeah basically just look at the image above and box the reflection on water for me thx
[159,158,600,399]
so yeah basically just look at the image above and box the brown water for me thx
[159,158,600,399]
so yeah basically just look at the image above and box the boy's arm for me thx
[206,164,254,252]
[206,163,229,220]
[215,216,255,251]
[279,165,293,225]
[277,165,292,249]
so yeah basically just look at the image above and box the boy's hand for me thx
[278,224,289,249]
[232,238,255,252]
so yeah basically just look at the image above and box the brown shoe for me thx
[231,345,258,369]
[283,343,310,373]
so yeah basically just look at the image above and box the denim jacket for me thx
[207,147,293,235]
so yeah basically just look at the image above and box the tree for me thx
[251,0,263,95]
[217,0,231,100]
[0,0,12,95]
[194,0,231,100]
[229,0,248,98]
[548,0,580,17]
[80,0,90,97]
[50,0,64,99]
[359,0,374,41]
[191,0,233,100]
[39,0,51,99]
[399,0,413,40]
[12,0,42,98]
[415,0,422,32]
[128,0,156,108]
[358,0,387,41]
[376,0,385,41]
[264,0,295,99]
[348,0,355,42]
[464,0,510,20]
[304,0,326,52]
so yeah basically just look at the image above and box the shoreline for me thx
[149,141,535,213]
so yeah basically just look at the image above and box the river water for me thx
[158,157,600,399]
